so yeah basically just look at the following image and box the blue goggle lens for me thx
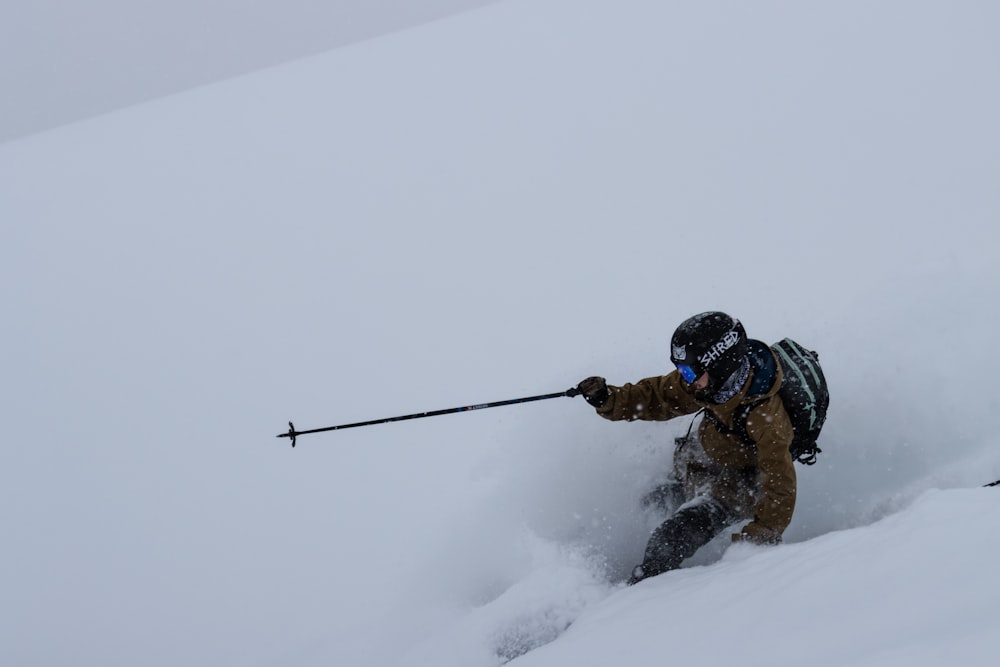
[676,364,698,383]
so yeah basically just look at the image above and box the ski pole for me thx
[277,387,582,447]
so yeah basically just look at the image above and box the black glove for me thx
[577,376,610,408]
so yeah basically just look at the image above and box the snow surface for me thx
[2,1,999,666]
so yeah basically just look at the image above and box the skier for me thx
[577,312,796,585]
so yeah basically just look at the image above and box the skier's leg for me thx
[640,479,687,514]
[629,497,736,584]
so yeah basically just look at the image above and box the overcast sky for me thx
[1,0,500,144]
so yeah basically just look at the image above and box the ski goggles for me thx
[675,363,700,383]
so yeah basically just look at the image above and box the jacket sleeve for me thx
[595,371,702,422]
[744,396,797,534]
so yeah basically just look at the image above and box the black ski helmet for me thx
[669,312,748,389]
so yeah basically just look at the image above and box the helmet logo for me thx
[672,344,686,360]
[698,327,741,367]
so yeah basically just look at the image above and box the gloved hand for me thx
[577,376,610,408]
[732,521,782,545]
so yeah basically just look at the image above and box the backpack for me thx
[771,338,829,464]
[701,338,829,465]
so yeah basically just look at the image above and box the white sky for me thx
[0,0,499,143]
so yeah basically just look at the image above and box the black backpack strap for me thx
[790,441,822,465]
[701,399,765,448]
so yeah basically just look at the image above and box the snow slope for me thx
[2,1,999,665]
[517,489,1000,667]
[406,489,1000,667]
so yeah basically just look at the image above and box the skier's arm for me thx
[739,397,797,542]
[596,372,701,422]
